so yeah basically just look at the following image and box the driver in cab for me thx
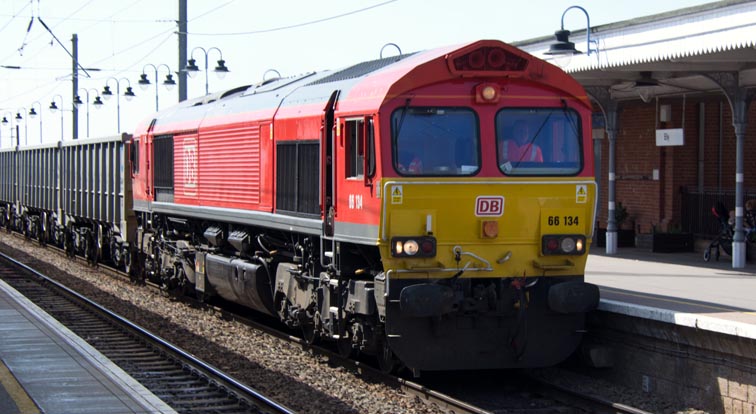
[499,120,543,164]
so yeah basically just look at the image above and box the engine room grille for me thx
[276,140,320,216]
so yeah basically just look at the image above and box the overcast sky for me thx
[0,0,716,144]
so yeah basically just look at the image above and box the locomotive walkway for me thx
[586,247,756,338]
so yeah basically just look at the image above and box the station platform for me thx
[0,279,176,414]
[585,247,756,340]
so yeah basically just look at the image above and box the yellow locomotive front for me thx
[371,46,599,372]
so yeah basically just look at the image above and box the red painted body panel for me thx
[132,39,593,235]
[173,132,199,205]
[196,123,264,210]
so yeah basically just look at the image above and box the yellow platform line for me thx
[0,359,40,414]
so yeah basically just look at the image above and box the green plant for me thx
[614,202,629,226]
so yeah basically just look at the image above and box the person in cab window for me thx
[500,120,543,163]
[398,150,423,174]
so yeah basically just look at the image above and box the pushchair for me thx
[703,202,733,262]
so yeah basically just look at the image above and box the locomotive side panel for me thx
[273,109,326,218]
[173,132,199,206]
[332,116,381,244]
[196,122,267,211]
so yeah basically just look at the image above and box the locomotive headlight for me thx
[403,240,420,256]
[542,235,586,256]
[391,236,436,258]
[475,82,500,104]
[482,86,497,100]
[560,237,576,253]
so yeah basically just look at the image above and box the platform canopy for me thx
[516,0,756,102]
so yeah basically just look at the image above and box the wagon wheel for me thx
[64,226,76,258]
[123,246,132,275]
[166,264,191,298]
[22,214,31,240]
[91,226,101,267]
[110,239,121,267]
[377,335,398,374]
[38,222,47,246]
[48,216,59,247]
[84,234,93,264]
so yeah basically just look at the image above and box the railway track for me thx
[2,234,655,414]
[0,251,294,414]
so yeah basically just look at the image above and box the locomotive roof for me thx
[137,40,587,136]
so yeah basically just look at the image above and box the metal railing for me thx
[680,188,756,237]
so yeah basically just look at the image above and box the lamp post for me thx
[48,95,66,142]
[73,88,104,138]
[137,63,176,111]
[101,77,136,133]
[1,111,13,148]
[544,5,599,66]
[28,102,43,143]
[15,108,28,146]
[186,46,229,95]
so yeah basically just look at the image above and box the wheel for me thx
[123,246,132,275]
[721,240,732,257]
[111,241,122,267]
[703,249,711,262]
[336,336,355,358]
[301,320,317,345]
[377,336,398,374]
[65,227,76,258]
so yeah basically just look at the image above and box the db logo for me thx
[475,196,504,217]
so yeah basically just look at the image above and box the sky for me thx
[0,0,718,146]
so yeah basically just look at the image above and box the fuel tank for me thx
[205,254,276,316]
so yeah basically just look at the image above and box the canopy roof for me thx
[516,0,756,102]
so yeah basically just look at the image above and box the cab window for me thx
[495,108,582,176]
[130,138,140,175]
[345,119,364,179]
[392,107,479,176]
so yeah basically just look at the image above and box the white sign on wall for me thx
[656,128,684,146]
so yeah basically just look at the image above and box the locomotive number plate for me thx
[541,208,585,233]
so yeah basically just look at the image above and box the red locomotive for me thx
[1,39,599,375]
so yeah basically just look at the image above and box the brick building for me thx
[518,0,756,267]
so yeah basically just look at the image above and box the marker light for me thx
[482,220,499,238]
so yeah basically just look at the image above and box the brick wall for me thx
[595,96,756,235]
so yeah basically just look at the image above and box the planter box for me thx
[651,232,695,253]
[635,233,653,250]
[595,229,635,248]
